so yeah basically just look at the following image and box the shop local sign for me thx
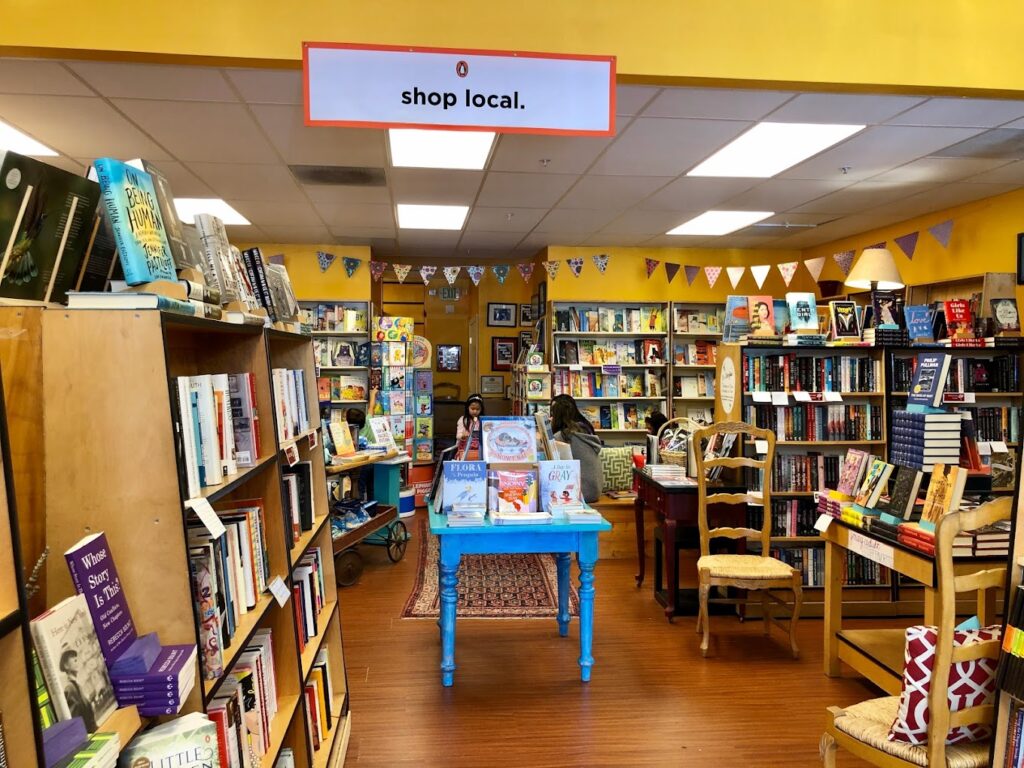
[303,43,615,135]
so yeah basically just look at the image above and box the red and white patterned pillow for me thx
[888,624,1001,745]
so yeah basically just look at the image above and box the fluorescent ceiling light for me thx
[397,203,469,230]
[389,129,495,170]
[667,210,774,236]
[174,198,251,226]
[0,119,57,157]
[688,122,864,178]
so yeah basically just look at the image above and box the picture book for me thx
[908,352,951,408]
[991,298,1020,334]
[786,292,818,332]
[921,464,968,525]
[871,290,903,329]
[480,416,538,463]
[835,449,870,497]
[117,712,219,768]
[854,459,895,508]
[414,370,433,391]
[442,461,487,511]
[373,316,415,342]
[328,422,355,456]
[746,295,775,336]
[538,460,583,512]
[723,296,750,342]
[335,375,367,401]
[368,416,397,450]
[642,339,664,365]
[388,342,407,366]
[905,305,934,341]
[414,438,433,463]
[535,412,558,460]
[415,416,432,439]
[415,394,432,416]
[882,465,924,520]
[829,300,860,339]
[487,468,539,514]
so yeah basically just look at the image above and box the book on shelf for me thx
[480,416,538,463]
[835,449,871,498]
[943,299,974,339]
[266,263,300,321]
[853,459,894,508]
[65,290,223,319]
[294,547,326,648]
[907,352,952,408]
[119,712,219,768]
[194,212,240,305]
[786,292,818,332]
[829,301,860,340]
[488,467,548,524]
[723,296,750,342]
[111,645,196,713]
[283,460,315,532]
[746,295,775,336]
[920,463,968,526]
[991,297,1020,335]
[870,290,903,329]
[538,459,584,513]
[880,465,923,520]
[42,717,88,768]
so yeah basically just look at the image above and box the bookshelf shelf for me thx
[290,513,331,569]
[773,491,819,498]
[301,600,340,680]
[319,366,369,372]
[197,454,277,503]
[743,391,885,397]
[775,440,886,446]
[674,364,716,370]
[280,427,320,453]
[573,396,665,401]
[328,399,368,405]
[97,706,144,751]
[310,331,367,337]
[890,391,1022,399]
[673,396,715,401]
[264,693,302,765]
[553,331,668,338]
[313,697,350,768]
[202,592,277,701]
[552,363,668,369]
[674,332,723,339]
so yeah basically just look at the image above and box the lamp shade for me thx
[845,247,904,290]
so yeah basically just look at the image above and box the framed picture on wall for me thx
[519,330,532,349]
[480,375,505,395]
[491,337,517,371]
[519,303,533,326]
[487,302,517,327]
[437,344,462,372]
[530,293,540,321]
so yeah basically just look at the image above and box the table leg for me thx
[664,517,678,622]
[824,537,842,677]
[556,552,571,637]
[578,534,598,682]
[439,542,461,687]
[634,494,646,586]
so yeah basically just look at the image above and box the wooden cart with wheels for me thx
[330,504,409,586]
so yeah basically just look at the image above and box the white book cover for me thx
[315,647,335,704]
[194,213,238,304]
[228,372,257,466]
[119,713,220,768]
[211,373,238,476]
[191,375,224,485]
[176,377,200,498]
[538,459,582,512]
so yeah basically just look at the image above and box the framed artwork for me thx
[530,293,540,321]
[487,302,517,327]
[437,344,462,372]
[480,375,505,395]
[519,330,533,349]
[537,281,547,316]
[520,303,533,326]
[491,337,517,371]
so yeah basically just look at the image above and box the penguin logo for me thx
[456,60,469,78]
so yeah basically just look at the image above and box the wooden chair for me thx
[693,420,803,658]
[820,496,1011,768]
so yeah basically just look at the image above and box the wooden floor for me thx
[341,511,881,767]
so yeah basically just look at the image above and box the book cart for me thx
[42,311,352,767]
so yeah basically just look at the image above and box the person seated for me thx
[646,410,669,436]
[550,394,602,503]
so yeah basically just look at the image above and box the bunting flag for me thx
[517,263,535,283]
[369,261,387,282]
[645,258,661,278]
[492,265,510,284]
[750,264,771,289]
[567,257,584,277]
[443,266,461,285]
[664,262,681,283]
[393,264,412,283]
[269,254,285,265]
[316,250,336,273]
[865,242,886,250]
[726,266,746,289]
[894,232,919,260]
[928,219,954,248]
[419,265,436,284]
[777,261,799,287]
[803,256,826,282]
[343,257,361,278]
[704,265,722,289]
[832,249,855,275]
[543,261,560,280]
[467,265,485,285]
[684,265,700,286]
[592,253,610,273]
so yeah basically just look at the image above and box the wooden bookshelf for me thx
[301,300,371,419]
[669,302,723,422]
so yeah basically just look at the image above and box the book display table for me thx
[427,509,611,687]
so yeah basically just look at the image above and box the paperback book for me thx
[835,449,871,498]
[829,300,860,339]
[117,712,219,768]
[854,459,895,509]
[487,468,540,516]
[786,292,818,332]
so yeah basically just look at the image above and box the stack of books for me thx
[294,547,327,652]
[109,644,197,716]
[646,464,689,484]
[952,521,1011,558]
[889,411,962,470]
[304,648,337,755]
[43,722,120,768]
[441,460,487,527]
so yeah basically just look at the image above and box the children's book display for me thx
[413,365,434,463]
[372,316,415,458]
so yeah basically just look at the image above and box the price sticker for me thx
[283,442,300,466]
[751,392,771,403]
[813,514,833,533]
[309,430,318,450]
[185,497,226,539]
[268,576,291,607]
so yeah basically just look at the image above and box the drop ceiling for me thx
[3,57,1024,260]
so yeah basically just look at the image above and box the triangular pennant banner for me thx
[750,264,771,289]
[316,250,336,273]
[704,265,722,289]
[592,253,610,273]
[369,261,387,282]
[726,266,746,289]
[865,242,886,251]
[517,263,535,283]
[343,257,361,278]
[645,258,661,278]
[467,265,485,286]
[567,257,584,278]
[492,265,510,284]
[684,265,700,286]
[832,250,855,276]
[419,265,436,285]
[928,219,954,248]
[664,262,681,283]
[269,254,285,265]
[893,232,919,260]
[443,266,461,285]
[803,256,826,282]
[393,264,411,283]
[777,261,799,287]
[543,261,560,281]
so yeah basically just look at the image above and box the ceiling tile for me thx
[0,94,171,160]
[456,231,527,249]
[464,207,548,232]
[790,181,935,214]
[114,99,274,163]
[224,68,303,105]
[636,176,757,212]
[314,201,395,228]
[300,182,392,205]
[769,214,890,248]
[45,156,86,175]
[616,86,659,116]
[641,233,713,248]
[886,98,1024,128]
[488,133,612,175]
[963,159,1024,184]
[397,230,462,248]
[0,60,94,95]
[867,156,1014,184]
[558,175,672,210]
[328,226,396,241]
[230,200,323,227]
[68,61,236,101]
[131,159,213,197]
[600,209,690,235]
[223,224,266,242]
[702,234,784,249]
[534,208,619,235]
[590,117,752,175]
[258,224,331,243]
[251,104,386,166]
[643,88,793,120]
[721,179,851,211]
[389,168,483,205]
[581,232,651,246]
[476,172,577,207]
[188,162,306,202]
[764,93,926,124]
[864,182,1019,219]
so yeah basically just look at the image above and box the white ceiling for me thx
[2,57,1024,260]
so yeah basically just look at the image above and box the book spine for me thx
[181,278,221,305]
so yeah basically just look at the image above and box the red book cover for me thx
[208,707,230,768]
[898,534,935,556]
[943,299,973,338]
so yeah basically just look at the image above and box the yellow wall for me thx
[5,2,1024,95]
[423,278,473,398]
[239,242,372,301]
[477,271,536,397]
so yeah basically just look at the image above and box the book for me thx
[943,299,973,338]
[125,158,203,274]
[920,463,968,525]
[786,292,818,332]
[92,157,176,285]
[908,352,952,408]
[480,416,537,463]
[854,459,894,508]
[882,465,924,520]
[991,297,1020,334]
[441,461,487,512]
[194,213,239,305]
[905,305,934,342]
[487,468,539,515]
[42,717,88,768]
[746,295,775,336]
[538,459,583,512]
[117,712,219,768]
[835,449,870,497]
[723,296,750,342]
[30,593,117,731]
[829,300,860,339]
[872,290,903,329]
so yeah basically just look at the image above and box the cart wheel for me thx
[386,520,409,563]
[336,549,364,587]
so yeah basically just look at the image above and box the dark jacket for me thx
[556,429,603,503]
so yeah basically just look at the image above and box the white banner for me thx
[304,43,615,135]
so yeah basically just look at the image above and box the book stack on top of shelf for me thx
[906,293,1023,348]
[373,316,416,458]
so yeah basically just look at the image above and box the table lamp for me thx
[844,247,904,291]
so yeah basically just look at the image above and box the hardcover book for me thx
[921,463,968,525]
[908,352,952,408]
[854,459,895,508]
[786,292,818,332]
[723,296,750,342]
[882,465,924,520]
[194,213,239,304]
[538,459,583,512]
[943,299,973,338]
[872,290,903,329]
[836,449,871,497]
[480,416,538,463]
[829,300,860,339]
[125,158,202,274]
[487,468,539,514]
[772,298,790,335]
[441,461,487,511]
[991,298,1020,334]
[746,295,775,336]
[905,305,934,342]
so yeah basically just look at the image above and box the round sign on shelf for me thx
[719,356,736,419]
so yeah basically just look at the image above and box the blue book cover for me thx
[442,461,487,511]
[723,295,750,342]
[908,352,952,408]
[773,299,790,335]
[93,158,176,285]
[786,292,818,331]
[905,305,934,341]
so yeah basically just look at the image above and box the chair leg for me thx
[819,733,836,767]
[761,590,771,636]
[698,571,711,657]
[789,574,803,659]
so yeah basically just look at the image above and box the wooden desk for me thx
[633,469,745,621]
[822,520,1002,694]
[428,509,611,687]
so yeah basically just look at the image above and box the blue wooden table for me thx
[428,508,612,687]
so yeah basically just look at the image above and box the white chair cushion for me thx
[696,554,795,580]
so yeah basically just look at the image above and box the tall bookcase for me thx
[669,302,723,423]
[42,312,350,766]
[302,300,372,417]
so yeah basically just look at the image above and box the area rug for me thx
[401,518,580,619]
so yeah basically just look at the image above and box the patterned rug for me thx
[401,518,581,619]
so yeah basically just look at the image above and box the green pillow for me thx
[600,446,634,492]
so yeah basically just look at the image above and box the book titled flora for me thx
[442,461,487,511]
[480,416,537,463]
[538,460,582,512]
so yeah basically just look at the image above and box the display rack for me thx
[302,300,372,415]
[372,316,416,460]
[669,301,723,423]
[511,347,551,418]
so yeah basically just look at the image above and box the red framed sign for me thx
[303,42,616,136]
